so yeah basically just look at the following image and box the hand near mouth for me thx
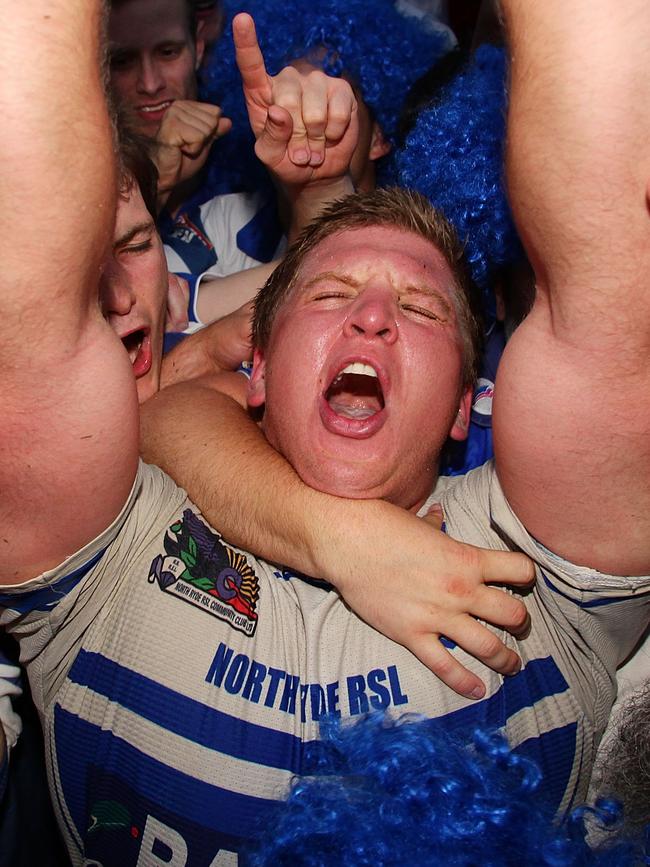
[152,100,233,210]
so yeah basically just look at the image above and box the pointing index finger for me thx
[233,12,269,96]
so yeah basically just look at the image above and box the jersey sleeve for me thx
[0,463,188,711]
[486,464,650,666]
[440,462,650,740]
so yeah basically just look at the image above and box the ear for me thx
[369,122,391,162]
[247,348,267,408]
[448,386,473,442]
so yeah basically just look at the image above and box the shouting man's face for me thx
[248,225,472,511]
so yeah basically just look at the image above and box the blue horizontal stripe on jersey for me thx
[0,547,107,614]
[53,705,278,849]
[542,570,650,608]
[430,655,570,733]
[67,649,303,773]
[66,651,569,775]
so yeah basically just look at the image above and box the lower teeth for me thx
[329,401,378,420]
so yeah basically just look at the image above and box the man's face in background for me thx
[108,0,204,138]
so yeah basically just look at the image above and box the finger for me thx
[272,70,310,165]
[214,116,232,139]
[233,13,269,97]
[179,116,232,157]
[442,615,522,677]
[409,635,487,699]
[472,585,530,636]
[253,104,294,170]
[323,80,357,143]
[299,72,328,167]
[160,113,221,153]
[476,547,536,587]
[171,105,221,133]
[169,100,223,126]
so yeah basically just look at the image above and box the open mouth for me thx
[324,362,385,420]
[121,328,151,377]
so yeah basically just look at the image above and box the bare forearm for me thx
[141,381,418,583]
[502,0,650,327]
[141,383,329,575]
[197,262,277,324]
[0,0,115,327]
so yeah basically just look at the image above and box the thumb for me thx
[253,104,293,169]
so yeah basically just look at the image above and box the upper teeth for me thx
[141,102,170,113]
[340,362,377,378]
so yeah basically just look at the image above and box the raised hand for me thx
[233,13,358,188]
[153,100,232,205]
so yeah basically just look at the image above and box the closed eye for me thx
[401,303,444,322]
[312,291,352,301]
[123,239,153,255]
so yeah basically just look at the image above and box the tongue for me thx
[122,332,144,366]
[327,373,383,419]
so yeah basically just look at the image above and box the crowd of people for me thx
[0,0,648,864]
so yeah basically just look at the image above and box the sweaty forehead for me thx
[295,226,454,290]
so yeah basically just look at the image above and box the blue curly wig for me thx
[395,45,524,320]
[202,0,452,144]
[195,0,452,198]
[250,714,642,866]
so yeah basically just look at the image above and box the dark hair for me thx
[109,0,197,41]
[115,115,159,218]
[253,188,483,387]
[591,681,650,838]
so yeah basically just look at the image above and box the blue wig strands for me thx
[197,0,453,199]
[395,45,524,320]
[250,714,641,866]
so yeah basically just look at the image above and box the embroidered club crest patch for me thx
[148,509,259,636]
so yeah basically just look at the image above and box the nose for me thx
[342,288,398,344]
[100,263,136,319]
[136,55,165,97]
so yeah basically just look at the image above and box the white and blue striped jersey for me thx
[161,190,285,278]
[0,461,648,866]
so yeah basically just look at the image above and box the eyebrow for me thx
[401,283,453,317]
[302,271,361,290]
[114,221,156,249]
